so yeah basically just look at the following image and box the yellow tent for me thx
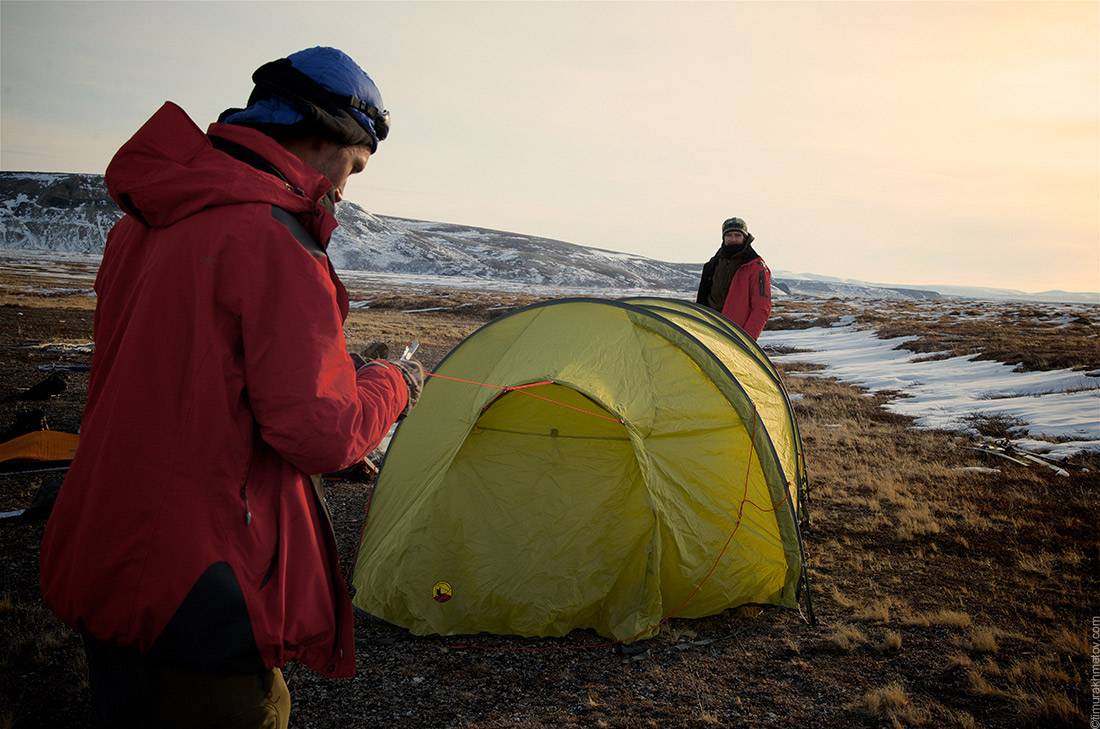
[351,298,810,641]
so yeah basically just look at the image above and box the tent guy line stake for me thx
[447,406,794,653]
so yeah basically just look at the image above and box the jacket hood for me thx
[105,102,336,242]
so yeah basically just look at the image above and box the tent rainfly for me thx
[351,297,812,642]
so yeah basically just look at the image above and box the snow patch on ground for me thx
[760,324,1100,458]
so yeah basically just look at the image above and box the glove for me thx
[357,358,425,417]
[389,359,424,415]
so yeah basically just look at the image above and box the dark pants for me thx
[83,637,289,729]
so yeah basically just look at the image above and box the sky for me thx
[761,314,1100,459]
[1,1,1097,294]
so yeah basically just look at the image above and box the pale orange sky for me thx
[2,1,1097,293]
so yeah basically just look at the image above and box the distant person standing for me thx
[695,216,772,340]
[39,47,422,728]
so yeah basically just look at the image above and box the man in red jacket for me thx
[39,47,421,729]
[695,216,772,340]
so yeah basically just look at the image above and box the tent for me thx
[350,297,811,642]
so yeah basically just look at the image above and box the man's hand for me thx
[354,358,422,420]
[388,359,424,415]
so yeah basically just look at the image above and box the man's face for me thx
[305,142,372,202]
[723,230,745,246]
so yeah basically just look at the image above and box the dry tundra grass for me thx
[0,257,1097,728]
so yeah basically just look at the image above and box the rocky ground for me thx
[0,258,1097,728]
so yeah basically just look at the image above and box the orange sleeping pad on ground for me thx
[0,431,79,464]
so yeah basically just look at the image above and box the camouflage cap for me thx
[721,217,754,243]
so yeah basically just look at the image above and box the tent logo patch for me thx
[432,581,453,603]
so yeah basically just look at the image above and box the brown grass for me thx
[1015,691,1086,726]
[926,610,973,629]
[1,273,1097,728]
[858,682,909,715]
[965,626,1000,654]
[946,652,972,669]
[877,630,903,653]
[857,599,892,623]
[1050,626,1090,657]
[857,682,929,726]
[828,622,869,651]
[967,667,1000,697]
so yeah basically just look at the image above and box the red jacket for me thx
[720,257,772,340]
[39,102,406,677]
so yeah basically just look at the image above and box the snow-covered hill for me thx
[771,271,1099,305]
[329,204,699,292]
[3,171,1096,304]
[0,172,696,294]
[0,173,121,253]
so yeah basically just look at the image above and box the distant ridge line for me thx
[1,171,1096,305]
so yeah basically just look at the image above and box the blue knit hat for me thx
[219,47,389,152]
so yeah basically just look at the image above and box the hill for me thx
[0,171,696,294]
[2,171,1096,304]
